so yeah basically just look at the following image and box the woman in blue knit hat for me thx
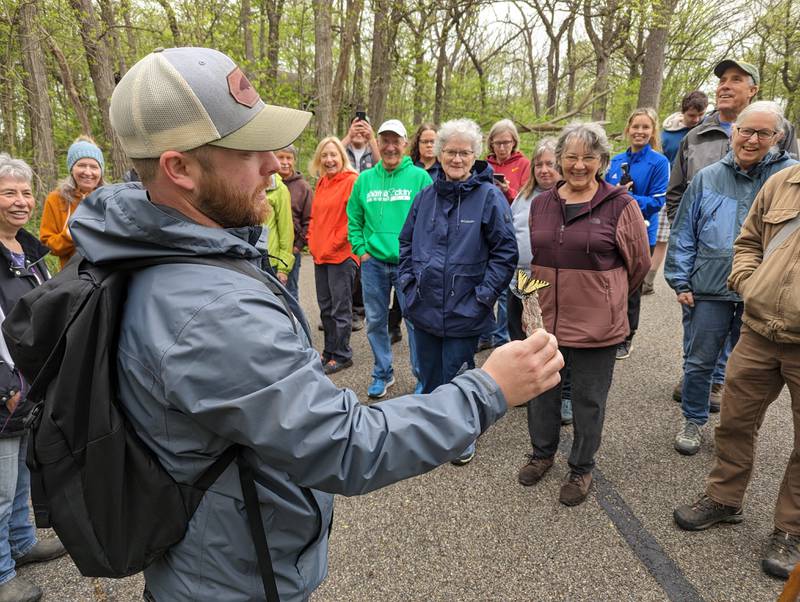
[40,136,105,269]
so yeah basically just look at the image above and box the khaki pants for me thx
[706,324,800,534]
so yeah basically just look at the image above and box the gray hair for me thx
[735,100,786,133]
[278,144,299,160]
[0,153,33,184]
[435,118,483,157]
[555,122,612,178]
[487,119,520,153]
[533,137,557,161]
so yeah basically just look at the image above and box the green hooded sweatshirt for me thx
[265,174,295,274]
[347,156,432,264]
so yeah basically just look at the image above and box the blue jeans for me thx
[682,300,743,425]
[0,437,37,585]
[360,258,418,380]
[480,289,509,345]
[682,304,730,385]
[286,252,302,301]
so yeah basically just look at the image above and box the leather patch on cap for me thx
[227,67,259,108]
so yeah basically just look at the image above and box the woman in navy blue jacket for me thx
[606,107,670,360]
[399,118,518,465]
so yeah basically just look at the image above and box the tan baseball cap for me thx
[110,47,311,158]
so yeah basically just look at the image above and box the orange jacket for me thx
[40,189,83,269]
[308,171,359,265]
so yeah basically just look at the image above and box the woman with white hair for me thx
[665,100,797,456]
[399,118,518,466]
[0,154,65,601]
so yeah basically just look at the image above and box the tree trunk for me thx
[19,0,57,194]
[0,39,18,156]
[367,0,399,126]
[432,16,452,125]
[313,0,334,138]
[119,0,138,62]
[70,0,128,179]
[332,0,363,122]
[241,0,255,74]
[98,0,126,76]
[637,0,679,110]
[592,55,610,121]
[564,19,576,113]
[155,0,182,46]
[46,35,93,136]
[352,25,365,113]
[265,0,284,87]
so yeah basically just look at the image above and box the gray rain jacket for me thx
[69,183,508,602]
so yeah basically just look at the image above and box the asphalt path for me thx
[22,254,792,601]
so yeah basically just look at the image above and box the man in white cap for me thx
[347,119,433,398]
[67,48,563,602]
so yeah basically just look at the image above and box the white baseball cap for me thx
[377,119,407,139]
[110,47,311,158]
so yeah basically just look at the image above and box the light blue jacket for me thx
[69,183,508,602]
[664,151,797,301]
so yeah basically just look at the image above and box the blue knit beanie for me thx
[66,139,105,175]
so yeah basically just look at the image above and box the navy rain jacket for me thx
[398,160,518,338]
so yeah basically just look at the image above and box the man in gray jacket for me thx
[69,47,563,602]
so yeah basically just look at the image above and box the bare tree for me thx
[583,0,630,120]
[332,0,364,122]
[367,0,401,125]
[313,0,334,137]
[19,0,57,193]
[637,0,680,110]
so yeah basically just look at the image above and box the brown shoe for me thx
[709,383,723,413]
[559,471,592,506]
[673,378,683,403]
[517,455,554,486]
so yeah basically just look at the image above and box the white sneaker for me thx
[674,420,702,455]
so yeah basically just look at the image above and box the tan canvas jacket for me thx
[729,164,800,343]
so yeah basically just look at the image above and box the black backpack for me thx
[2,255,291,602]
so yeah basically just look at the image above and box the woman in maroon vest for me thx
[516,122,651,506]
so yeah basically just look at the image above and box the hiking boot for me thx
[14,538,66,568]
[762,529,800,579]
[673,494,743,531]
[351,317,364,331]
[390,328,402,344]
[517,455,554,486]
[673,378,683,403]
[451,449,476,466]
[367,376,395,399]
[323,358,353,375]
[674,420,702,455]
[559,471,592,506]
[560,398,573,425]
[709,382,724,413]
[0,576,42,602]
[615,340,632,360]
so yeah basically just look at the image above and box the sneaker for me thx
[762,529,800,579]
[0,576,42,602]
[709,382,724,413]
[367,376,395,399]
[14,538,66,568]
[560,398,573,425]
[559,471,592,506]
[517,455,554,486]
[673,378,683,403]
[674,420,703,455]
[323,358,353,375]
[615,340,632,360]
[451,449,476,466]
[351,317,364,331]
[673,494,743,531]
[390,328,403,344]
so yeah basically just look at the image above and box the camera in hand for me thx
[619,162,634,193]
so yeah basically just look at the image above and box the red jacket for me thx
[308,170,359,265]
[488,151,530,203]
[529,181,651,347]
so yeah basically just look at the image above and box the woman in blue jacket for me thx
[664,100,797,456]
[606,107,670,360]
[399,118,518,465]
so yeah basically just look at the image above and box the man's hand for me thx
[277,272,289,285]
[482,329,563,408]
[676,291,694,307]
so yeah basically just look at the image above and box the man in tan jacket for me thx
[673,163,800,579]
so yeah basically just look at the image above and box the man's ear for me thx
[748,85,759,102]
[159,151,200,193]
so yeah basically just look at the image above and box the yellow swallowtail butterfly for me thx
[514,269,550,296]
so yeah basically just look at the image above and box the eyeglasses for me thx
[735,127,777,141]
[442,149,475,160]
[562,154,600,165]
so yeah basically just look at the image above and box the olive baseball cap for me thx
[110,47,311,158]
[713,59,760,85]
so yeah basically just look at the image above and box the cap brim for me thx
[208,104,312,152]
[377,129,406,138]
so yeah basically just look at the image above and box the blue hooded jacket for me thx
[606,144,670,246]
[398,160,518,338]
[664,150,797,301]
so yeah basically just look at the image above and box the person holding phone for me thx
[342,113,380,174]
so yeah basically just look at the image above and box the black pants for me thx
[529,345,616,474]
[388,290,402,332]
[315,260,356,362]
[626,244,655,341]
[507,293,525,342]
[352,267,365,318]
